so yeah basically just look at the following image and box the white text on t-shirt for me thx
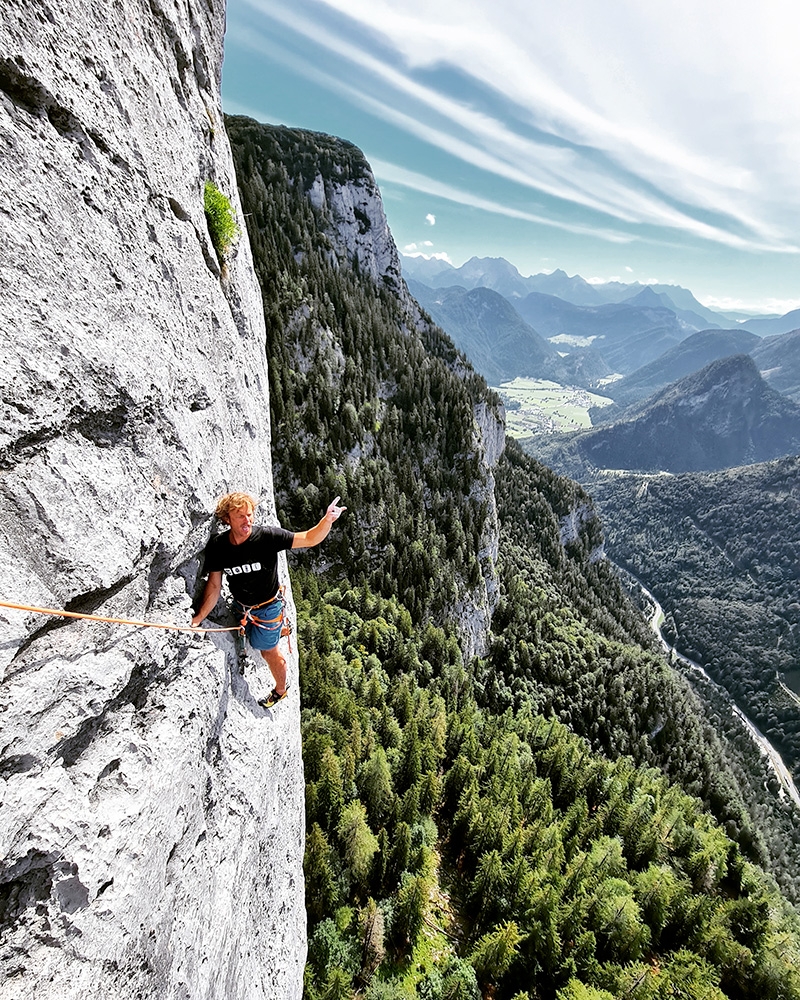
[225,562,262,575]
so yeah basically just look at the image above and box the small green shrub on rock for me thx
[203,180,239,262]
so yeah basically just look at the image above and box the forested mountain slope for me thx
[226,117,503,660]
[406,279,561,384]
[514,293,686,374]
[593,329,761,415]
[591,459,800,778]
[226,116,800,998]
[407,278,611,387]
[528,355,800,479]
[751,329,800,402]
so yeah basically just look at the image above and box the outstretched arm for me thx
[292,496,347,550]
[191,571,222,627]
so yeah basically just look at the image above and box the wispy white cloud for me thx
[246,0,800,256]
[425,214,436,226]
[588,274,668,286]
[369,159,634,243]
[700,295,800,317]
[223,33,630,243]
[403,250,454,263]
[231,8,623,218]
[234,7,792,253]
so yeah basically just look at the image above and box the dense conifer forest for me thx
[295,570,800,999]
[226,116,800,998]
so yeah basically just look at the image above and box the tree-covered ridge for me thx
[295,570,800,1000]
[483,444,770,842]
[227,115,497,629]
[589,459,800,774]
[487,443,800,902]
[235,119,374,189]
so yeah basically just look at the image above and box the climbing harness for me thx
[235,586,293,651]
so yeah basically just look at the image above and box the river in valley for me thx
[636,577,800,810]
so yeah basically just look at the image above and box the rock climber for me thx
[192,491,346,708]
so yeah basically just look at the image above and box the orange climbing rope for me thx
[0,600,241,634]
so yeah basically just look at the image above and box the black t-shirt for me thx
[203,524,295,605]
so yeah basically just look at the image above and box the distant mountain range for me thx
[741,308,800,337]
[402,253,800,339]
[402,255,800,420]
[407,279,558,384]
[408,276,712,381]
[513,291,687,374]
[401,255,732,325]
[593,328,762,416]
[750,329,800,400]
[406,279,611,385]
[592,328,800,418]
[526,354,800,478]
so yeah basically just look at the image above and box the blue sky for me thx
[221,0,800,315]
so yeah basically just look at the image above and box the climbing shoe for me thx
[258,686,289,709]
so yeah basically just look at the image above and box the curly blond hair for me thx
[215,491,258,525]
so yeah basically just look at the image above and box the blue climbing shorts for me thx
[235,595,285,651]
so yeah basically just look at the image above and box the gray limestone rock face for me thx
[0,1,305,997]
[308,168,404,295]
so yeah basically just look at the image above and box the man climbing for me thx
[192,491,346,708]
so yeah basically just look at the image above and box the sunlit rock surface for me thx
[0,1,305,996]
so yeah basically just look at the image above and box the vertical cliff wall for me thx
[0,3,305,998]
[319,170,507,658]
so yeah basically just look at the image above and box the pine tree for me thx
[391,871,428,950]
[468,920,523,984]
[359,747,394,827]
[337,801,379,892]
[589,877,650,961]
[305,823,340,923]
[469,850,506,931]
[556,981,614,1000]
[319,967,355,1000]
[316,747,345,832]
[440,959,481,1000]
[384,821,412,891]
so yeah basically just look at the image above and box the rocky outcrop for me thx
[474,400,507,470]
[308,169,404,294]
[314,156,506,659]
[559,503,605,563]
[0,2,305,998]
